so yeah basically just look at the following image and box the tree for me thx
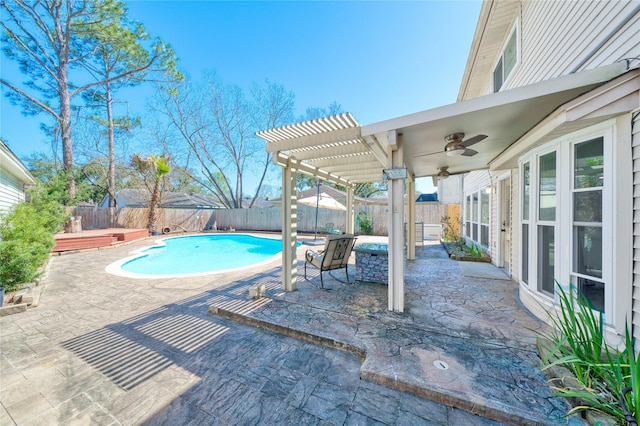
[131,153,170,234]
[153,73,295,209]
[79,4,180,210]
[24,152,107,204]
[1,0,177,201]
[353,181,387,198]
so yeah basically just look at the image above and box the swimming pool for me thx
[105,234,285,279]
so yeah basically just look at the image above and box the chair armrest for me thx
[305,249,321,261]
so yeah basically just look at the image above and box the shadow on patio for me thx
[208,240,573,425]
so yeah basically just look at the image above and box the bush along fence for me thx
[71,202,452,236]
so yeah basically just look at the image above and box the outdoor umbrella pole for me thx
[314,182,320,240]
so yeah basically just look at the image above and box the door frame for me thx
[496,172,511,274]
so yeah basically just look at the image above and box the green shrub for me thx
[357,212,372,235]
[0,185,67,291]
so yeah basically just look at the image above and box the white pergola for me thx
[256,63,628,312]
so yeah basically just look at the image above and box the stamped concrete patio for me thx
[210,239,581,425]
[0,234,581,425]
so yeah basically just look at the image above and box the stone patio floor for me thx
[0,234,583,425]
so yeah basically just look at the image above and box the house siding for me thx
[437,175,463,205]
[506,1,639,91]
[0,169,26,214]
[632,110,640,343]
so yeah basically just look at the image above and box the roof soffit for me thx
[458,0,521,101]
[490,68,640,169]
[362,63,629,179]
[0,141,36,184]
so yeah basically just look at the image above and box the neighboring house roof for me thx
[99,189,224,209]
[416,193,438,202]
[0,140,36,186]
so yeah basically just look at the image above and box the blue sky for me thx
[1,0,482,193]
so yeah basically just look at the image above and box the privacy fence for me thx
[71,203,455,236]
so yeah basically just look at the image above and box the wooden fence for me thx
[71,202,450,236]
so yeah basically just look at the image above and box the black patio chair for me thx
[304,234,356,288]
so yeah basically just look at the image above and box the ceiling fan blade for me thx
[451,169,470,176]
[461,148,478,157]
[415,149,445,158]
[460,134,487,148]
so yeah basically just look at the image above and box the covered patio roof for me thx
[259,62,628,184]
[256,62,632,313]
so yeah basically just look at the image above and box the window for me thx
[472,193,479,241]
[572,138,604,311]
[521,162,530,285]
[464,187,491,248]
[518,124,619,329]
[537,151,556,295]
[465,195,471,237]
[493,26,518,92]
[480,190,489,246]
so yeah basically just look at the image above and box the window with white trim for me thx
[464,188,491,248]
[521,162,530,285]
[572,137,604,311]
[480,190,489,246]
[519,124,615,323]
[493,25,518,92]
[465,195,471,238]
[537,151,556,296]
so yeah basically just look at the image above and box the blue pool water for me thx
[119,234,283,276]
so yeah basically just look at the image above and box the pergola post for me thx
[281,160,298,291]
[346,186,355,234]
[407,178,416,260]
[387,131,404,312]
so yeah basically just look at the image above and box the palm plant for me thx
[132,154,170,234]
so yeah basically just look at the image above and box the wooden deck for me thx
[53,228,149,252]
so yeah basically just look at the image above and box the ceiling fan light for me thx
[436,167,450,180]
[445,146,464,156]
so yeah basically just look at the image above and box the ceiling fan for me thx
[418,133,488,158]
[432,166,469,186]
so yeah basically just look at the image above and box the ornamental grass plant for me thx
[538,283,639,424]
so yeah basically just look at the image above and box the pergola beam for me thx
[265,127,361,153]
[289,143,371,161]
[272,152,351,187]
[307,152,378,167]
[321,160,384,173]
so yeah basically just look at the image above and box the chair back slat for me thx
[321,235,356,269]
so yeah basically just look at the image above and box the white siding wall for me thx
[506,1,639,91]
[632,111,640,343]
[463,170,491,194]
[0,169,26,215]
[438,174,464,205]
